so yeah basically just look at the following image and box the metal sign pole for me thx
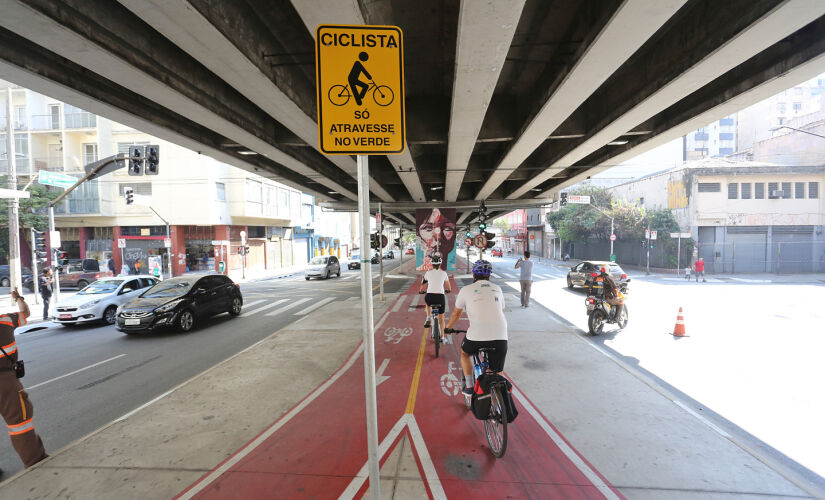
[6,87,23,303]
[49,206,60,307]
[378,202,384,302]
[29,229,39,305]
[357,155,380,499]
[677,235,681,276]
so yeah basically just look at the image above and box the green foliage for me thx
[0,176,60,262]
[400,232,416,245]
[492,218,511,231]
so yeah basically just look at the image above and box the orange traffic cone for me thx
[672,307,687,337]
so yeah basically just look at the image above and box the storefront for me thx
[183,226,215,272]
[119,226,169,276]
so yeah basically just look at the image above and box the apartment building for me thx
[1,82,350,277]
[684,115,737,160]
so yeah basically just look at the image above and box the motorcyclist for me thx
[598,266,623,320]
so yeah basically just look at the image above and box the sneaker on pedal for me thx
[462,387,474,397]
[424,318,431,328]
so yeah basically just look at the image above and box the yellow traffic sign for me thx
[315,25,405,155]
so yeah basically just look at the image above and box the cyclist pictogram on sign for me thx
[316,25,405,155]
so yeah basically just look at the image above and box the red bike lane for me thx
[177,279,623,499]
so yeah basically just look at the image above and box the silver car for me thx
[305,255,341,280]
[54,275,159,326]
[567,261,627,289]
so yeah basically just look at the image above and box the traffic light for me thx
[393,237,401,248]
[33,229,48,266]
[124,186,134,205]
[560,192,568,206]
[479,221,487,231]
[370,233,380,250]
[55,250,68,266]
[145,145,159,175]
[238,246,250,255]
[484,231,496,249]
[128,146,144,175]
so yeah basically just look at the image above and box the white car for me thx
[54,275,160,326]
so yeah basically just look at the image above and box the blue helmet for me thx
[472,259,493,277]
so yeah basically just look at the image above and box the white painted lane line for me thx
[407,414,448,500]
[180,344,366,500]
[242,299,265,308]
[492,273,502,278]
[339,415,408,500]
[513,387,620,500]
[115,388,174,423]
[244,299,288,316]
[264,297,312,316]
[391,295,406,313]
[408,293,420,311]
[294,297,335,316]
[27,354,127,390]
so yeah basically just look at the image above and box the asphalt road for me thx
[0,257,408,477]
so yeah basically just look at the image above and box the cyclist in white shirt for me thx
[419,254,451,339]
[445,259,508,396]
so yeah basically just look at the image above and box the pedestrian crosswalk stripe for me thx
[492,273,502,279]
[244,299,289,315]
[408,293,420,311]
[535,274,551,279]
[242,299,265,308]
[265,297,312,316]
[295,297,335,316]
[391,295,406,312]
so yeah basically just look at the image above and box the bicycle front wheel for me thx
[373,85,394,106]
[485,384,508,457]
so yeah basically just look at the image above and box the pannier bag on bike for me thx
[501,377,518,423]
[470,373,493,420]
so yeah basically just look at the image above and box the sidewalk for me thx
[0,278,820,497]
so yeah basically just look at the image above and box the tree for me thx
[492,218,511,231]
[0,177,60,263]
[400,232,416,245]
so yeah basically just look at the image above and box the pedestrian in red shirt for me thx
[693,257,706,282]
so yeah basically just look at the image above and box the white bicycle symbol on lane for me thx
[384,327,413,344]
[440,361,461,397]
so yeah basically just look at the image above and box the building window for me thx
[768,182,780,198]
[117,142,149,155]
[246,179,262,203]
[719,147,734,155]
[49,104,60,129]
[792,102,802,113]
[794,87,803,95]
[741,183,751,199]
[698,182,721,192]
[809,182,819,199]
[727,183,738,199]
[216,182,226,201]
[118,182,152,196]
[781,182,791,199]
[795,182,805,199]
[777,102,786,114]
[754,183,764,199]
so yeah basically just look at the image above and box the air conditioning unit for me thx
[769,190,784,198]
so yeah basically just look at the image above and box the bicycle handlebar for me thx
[444,328,466,334]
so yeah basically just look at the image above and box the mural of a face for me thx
[417,208,456,261]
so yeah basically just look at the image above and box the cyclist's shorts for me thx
[461,339,508,372]
[424,293,446,313]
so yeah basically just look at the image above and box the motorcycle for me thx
[584,275,629,335]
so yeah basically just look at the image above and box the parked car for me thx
[0,265,33,288]
[347,252,379,270]
[383,250,395,260]
[404,248,414,255]
[54,275,159,326]
[60,259,113,289]
[116,274,242,334]
[305,255,341,280]
[567,260,628,289]
[490,248,503,257]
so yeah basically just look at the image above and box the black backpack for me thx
[470,373,519,423]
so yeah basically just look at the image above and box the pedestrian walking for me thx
[107,257,116,275]
[693,257,706,282]
[39,269,53,320]
[1,289,48,469]
[515,251,534,308]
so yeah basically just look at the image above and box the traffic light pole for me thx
[356,155,380,500]
[29,229,39,305]
[48,205,60,308]
[148,206,173,279]
[5,87,23,304]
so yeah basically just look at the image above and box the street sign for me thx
[670,232,691,238]
[315,25,405,154]
[0,187,30,199]
[164,238,172,248]
[38,170,77,189]
[568,195,591,204]
[117,238,126,249]
[609,234,616,241]
[49,230,61,248]
[645,229,650,239]
[381,235,388,248]
[650,230,658,240]
[464,237,473,247]
[473,234,488,249]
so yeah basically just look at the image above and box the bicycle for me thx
[328,79,394,107]
[445,328,508,458]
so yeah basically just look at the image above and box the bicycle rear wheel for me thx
[485,384,508,457]
[433,318,441,358]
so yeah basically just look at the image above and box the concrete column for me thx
[112,226,122,272]
[78,226,89,259]
[169,225,186,277]
[213,225,230,274]
[766,225,773,273]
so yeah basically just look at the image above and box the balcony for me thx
[32,156,64,172]
[64,112,96,129]
[30,114,61,130]
[719,118,735,126]
[0,117,27,131]
[694,132,709,141]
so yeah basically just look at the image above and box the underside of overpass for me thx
[2,0,825,226]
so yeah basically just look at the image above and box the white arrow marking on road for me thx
[376,358,391,387]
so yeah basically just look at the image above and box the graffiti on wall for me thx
[668,180,688,209]
[415,208,457,271]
